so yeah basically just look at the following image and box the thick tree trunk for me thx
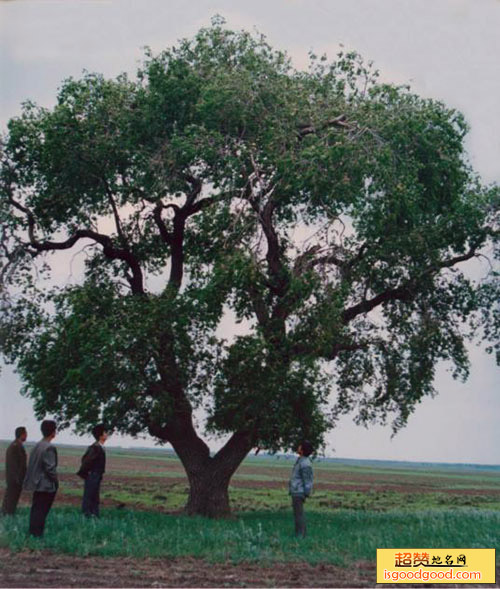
[185,468,232,517]
[150,420,255,518]
[181,431,254,518]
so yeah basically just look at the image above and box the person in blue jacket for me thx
[288,440,314,538]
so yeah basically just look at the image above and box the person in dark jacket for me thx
[77,424,108,517]
[1,427,27,516]
[24,420,58,537]
[288,440,314,538]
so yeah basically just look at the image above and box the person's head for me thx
[15,426,27,442]
[92,424,108,443]
[41,420,57,440]
[298,440,313,458]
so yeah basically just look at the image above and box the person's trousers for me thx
[1,483,22,515]
[292,495,306,538]
[29,491,56,537]
[82,472,102,517]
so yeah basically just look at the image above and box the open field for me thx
[2,443,500,514]
[1,443,499,587]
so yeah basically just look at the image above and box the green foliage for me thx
[0,19,498,454]
[208,339,331,451]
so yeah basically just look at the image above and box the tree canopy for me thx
[1,19,498,515]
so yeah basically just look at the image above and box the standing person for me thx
[1,427,28,516]
[24,420,58,537]
[289,440,314,538]
[77,424,107,518]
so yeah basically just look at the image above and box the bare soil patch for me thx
[0,548,374,588]
[1,549,497,588]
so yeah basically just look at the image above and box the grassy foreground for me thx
[1,506,499,565]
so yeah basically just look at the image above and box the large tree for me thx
[1,20,498,517]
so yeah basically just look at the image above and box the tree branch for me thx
[342,285,412,323]
[213,430,255,473]
[103,180,127,247]
[30,228,145,294]
[342,247,478,324]
[168,211,185,290]
[182,174,202,211]
[294,241,369,278]
[153,201,174,246]
[7,194,145,294]
[297,114,352,139]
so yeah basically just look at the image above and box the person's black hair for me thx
[301,440,313,457]
[41,420,57,438]
[92,424,106,440]
[15,426,26,439]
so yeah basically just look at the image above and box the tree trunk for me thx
[149,410,255,518]
[185,468,232,518]
[166,427,254,518]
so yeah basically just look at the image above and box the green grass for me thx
[1,506,498,565]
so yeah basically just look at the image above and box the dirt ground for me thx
[0,548,375,587]
[1,549,497,588]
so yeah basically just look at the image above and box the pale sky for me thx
[0,0,499,464]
